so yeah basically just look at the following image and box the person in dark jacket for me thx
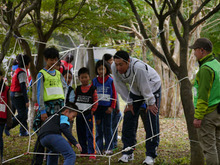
[38,103,81,165]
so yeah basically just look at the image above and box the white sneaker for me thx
[128,153,134,160]
[104,150,113,155]
[143,156,155,165]
[118,153,134,163]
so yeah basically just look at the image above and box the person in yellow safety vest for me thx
[190,38,220,165]
[32,47,67,165]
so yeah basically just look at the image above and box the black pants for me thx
[31,138,45,165]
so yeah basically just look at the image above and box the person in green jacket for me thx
[190,38,220,165]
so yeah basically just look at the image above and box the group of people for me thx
[0,37,219,165]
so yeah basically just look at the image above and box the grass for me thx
[2,115,190,165]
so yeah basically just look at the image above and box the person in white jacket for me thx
[111,50,161,165]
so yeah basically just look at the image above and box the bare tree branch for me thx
[144,0,159,18]
[0,8,8,29]
[160,0,168,16]
[170,14,183,43]
[13,0,39,29]
[169,0,185,26]
[159,1,174,21]
[127,0,169,65]
[0,28,13,64]
[190,3,220,31]
[188,0,211,23]
[57,0,86,27]
[117,24,143,40]
[13,1,23,11]
[168,0,185,43]
[110,25,133,33]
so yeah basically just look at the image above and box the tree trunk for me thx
[28,76,37,129]
[179,78,204,165]
[87,46,96,79]
[0,29,13,67]
[36,43,46,72]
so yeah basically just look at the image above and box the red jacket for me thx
[10,68,25,92]
[0,86,9,119]
[61,60,73,70]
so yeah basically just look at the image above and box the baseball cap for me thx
[189,38,212,52]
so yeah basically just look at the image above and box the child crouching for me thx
[38,103,82,165]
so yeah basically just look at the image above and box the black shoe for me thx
[4,127,10,136]
[19,132,29,136]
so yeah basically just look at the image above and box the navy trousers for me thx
[76,113,95,154]
[122,87,161,157]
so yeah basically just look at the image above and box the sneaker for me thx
[89,154,96,160]
[19,132,29,136]
[4,127,10,136]
[118,153,134,163]
[143,156,155,165]
[128,153,134,161]
[104,150,113,155]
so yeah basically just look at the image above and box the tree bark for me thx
[126,0,213,164]
[0,29,12,66]
[87,46,96,79]
[36,43,46,72]
[179,78,204,165]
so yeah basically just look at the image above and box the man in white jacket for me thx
[111,50,161,165]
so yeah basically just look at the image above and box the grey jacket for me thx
[111,57,161,105]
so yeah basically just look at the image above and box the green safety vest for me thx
[40,69,65,102]
[193,59,220,108]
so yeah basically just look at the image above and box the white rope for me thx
[30,50,71,87]
[148,109,154,142]
[81,112,102,155]
[0,34,193,165]
[0,38,18,95]
[2,71,190,165]
[0,38,29,134]
[14,35,75,50]
[2,154,25,164]
[28,152,60,156]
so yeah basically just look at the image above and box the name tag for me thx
[75,103,92,111]
[46,87,63,96]
[97,94,111,101]
[0,104,6,112]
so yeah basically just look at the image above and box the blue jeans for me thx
[95,106,113,152]
[139,87,161,158]
[40,134,76,165]
[9,95,28,134]
[0,124,4,159]
[112,109,121,148]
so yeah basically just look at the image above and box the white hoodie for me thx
[111,57,161,105]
